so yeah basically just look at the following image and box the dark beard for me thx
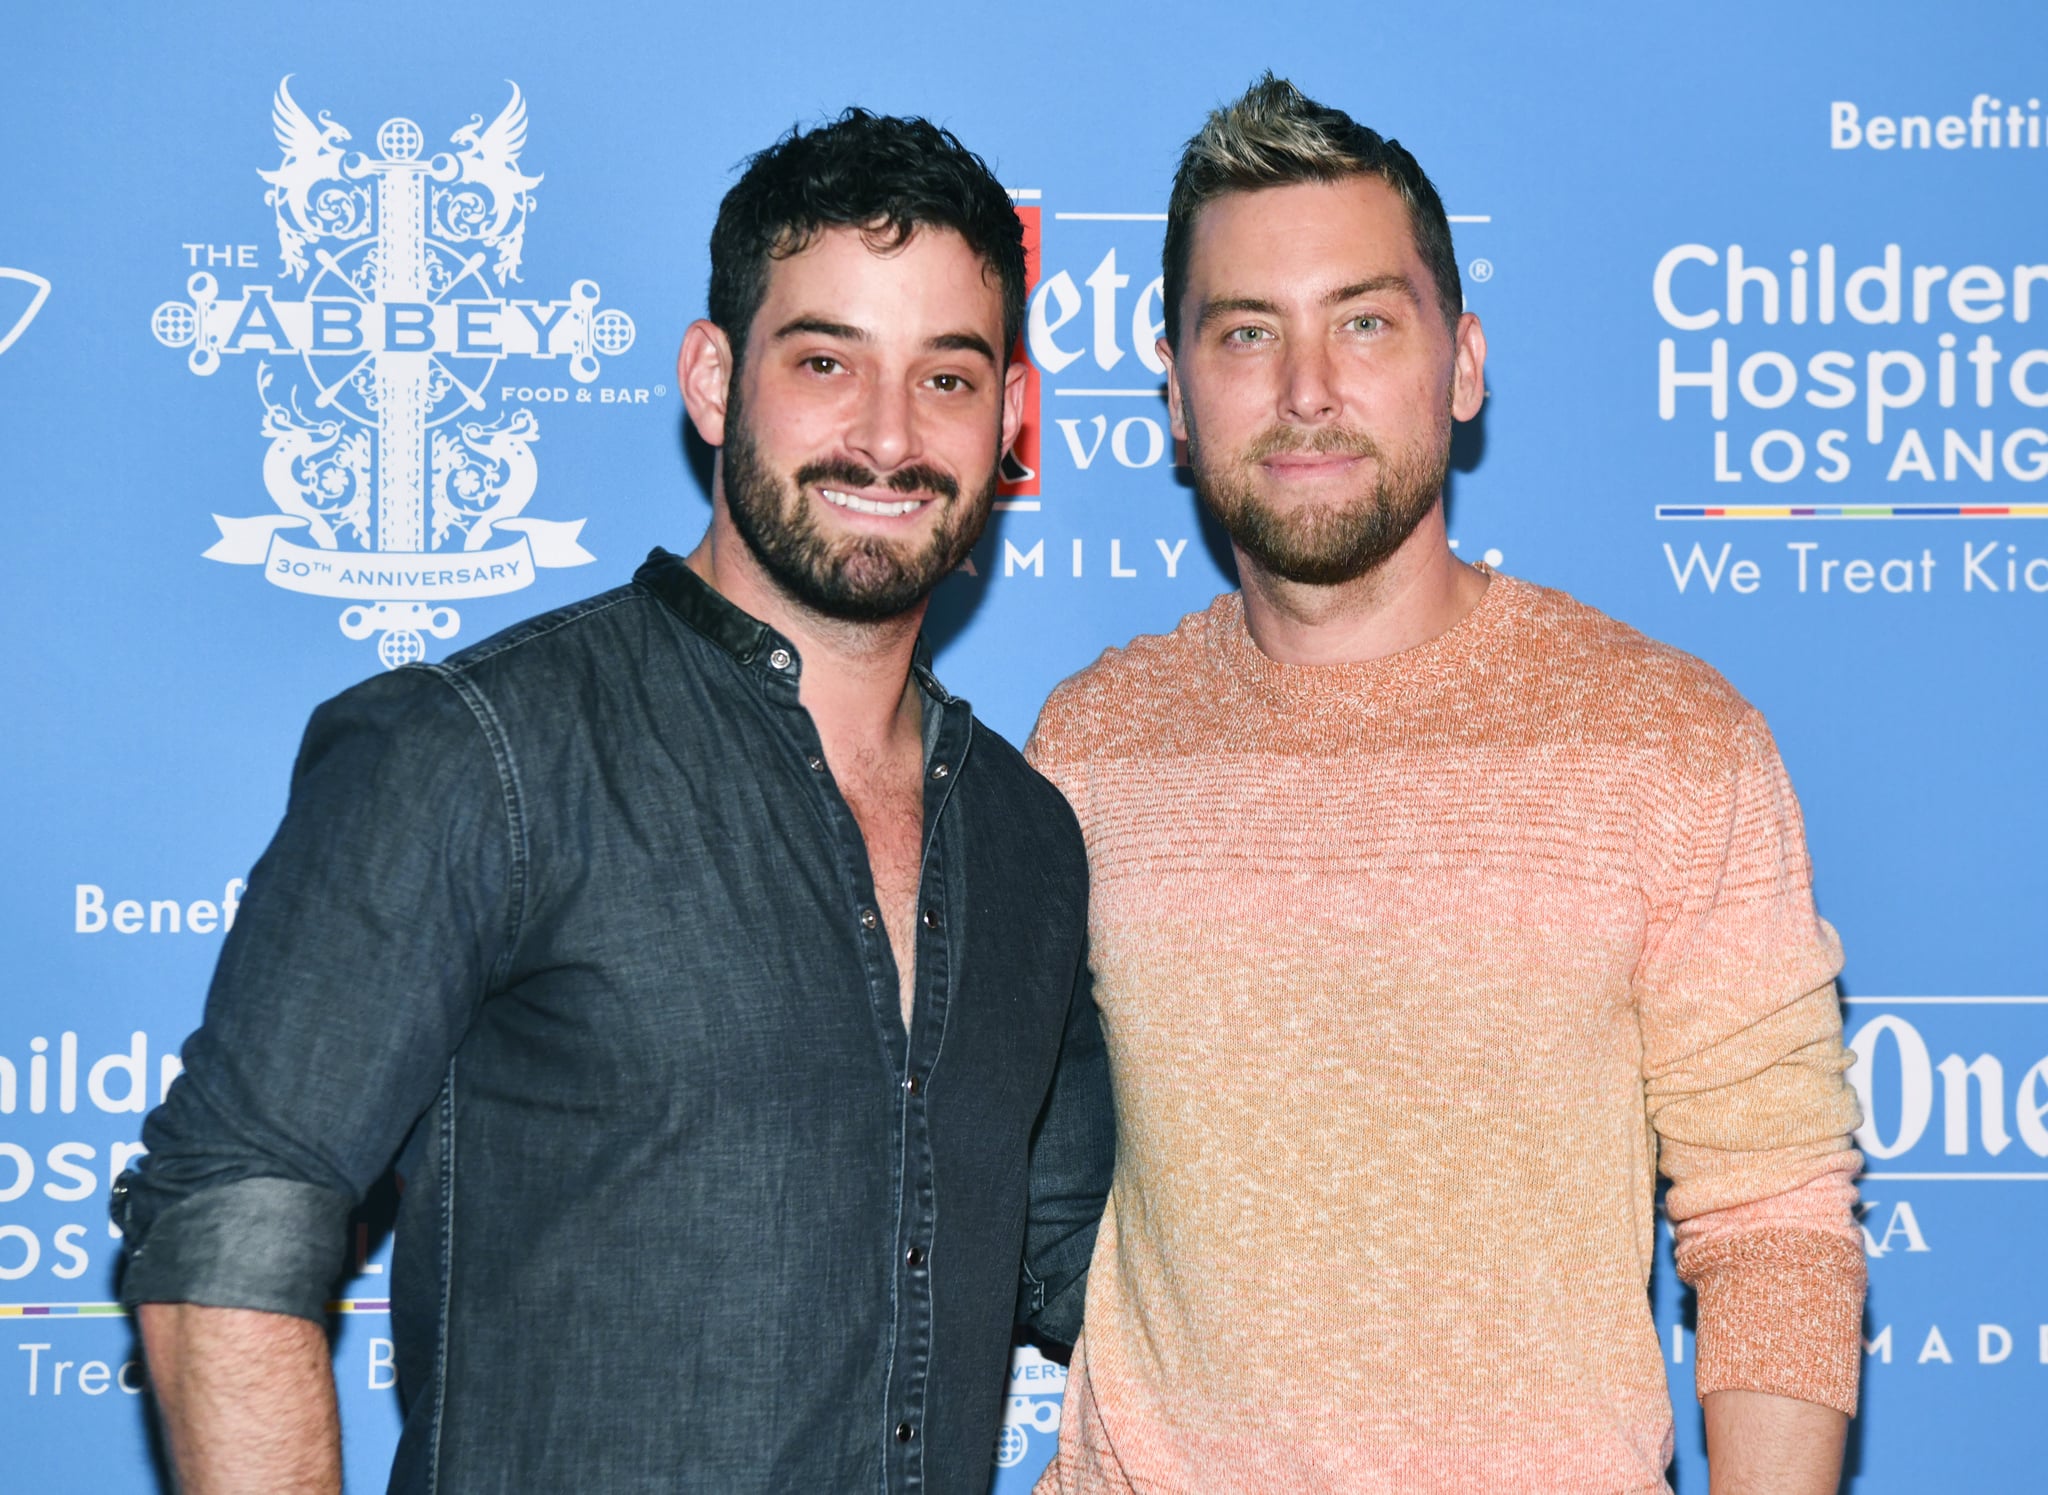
[1189,408,1450,587]
[719,381,997,623]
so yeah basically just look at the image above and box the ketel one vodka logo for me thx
[150,79,633,668]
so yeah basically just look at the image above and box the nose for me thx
[1278,337,1339,425]
[843,376,920,474]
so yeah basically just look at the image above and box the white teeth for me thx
[820,487,923,517]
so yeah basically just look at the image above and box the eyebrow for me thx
[1326,274,1422,308]
[926,330,998,364]
[771,318,998,365]
[773,316,867,343]
[1194,296,1279,336]
[1194,274,1422,335]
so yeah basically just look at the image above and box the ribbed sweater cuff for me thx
[1684,1227,1866,1415]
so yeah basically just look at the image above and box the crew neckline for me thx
[1211,564,1517,709]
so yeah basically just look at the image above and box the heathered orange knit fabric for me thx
[1026,572,1865,1495]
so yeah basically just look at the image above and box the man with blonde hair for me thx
[1029,75,1864,1493]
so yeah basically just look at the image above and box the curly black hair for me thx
[708,109,1025,366]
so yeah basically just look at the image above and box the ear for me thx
[1158,336,1189,443]
[1450,312,1487,423]
[998,357,1028,458]
[679,319,736,447]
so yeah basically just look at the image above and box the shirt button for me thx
[920,907,939,930]
[805,753,825,773]
[906,1245,926,1268]
[930,762,950,779]
[904,1073,921,1096]
[895,1421,916,1443]
[768,647,793,671]
[859,907,879,931]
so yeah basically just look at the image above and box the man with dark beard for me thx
[1027,77,1865,1494]
[114,111,1112,1495]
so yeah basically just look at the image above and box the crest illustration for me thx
[152,79,633,667]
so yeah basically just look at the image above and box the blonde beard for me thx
[1187,408,1451,587]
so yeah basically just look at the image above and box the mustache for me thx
[794,457,959,503]
[1239,425,1383,463]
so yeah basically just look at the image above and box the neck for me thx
[1235,501,1490,666]
[685,508,925,746]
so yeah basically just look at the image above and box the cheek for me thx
[1349,363,1453,425]
[752,386,849,458]
[928,397,1006,457]
[1182,378,1268,449]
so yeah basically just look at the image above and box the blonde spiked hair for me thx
[1161,73,1463,345]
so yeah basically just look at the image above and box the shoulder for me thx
[1502,575,1733,697]
[407,578,691,742]
[1492,574,1767,769]
[1028,594,1242,769]
[431,581,659,686]
[300,581,663,767]
[965,716,1086,860]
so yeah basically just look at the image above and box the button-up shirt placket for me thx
[757,638,969,1494]
[888,685,969,1493]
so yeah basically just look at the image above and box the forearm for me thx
[140,1302,341,1495]
[1018,957,1115,1345]
[1703,1388,1846,1495]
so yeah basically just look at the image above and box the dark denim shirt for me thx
[114,549,1112,1495]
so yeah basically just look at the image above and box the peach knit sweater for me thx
[1026,572,1865,1495]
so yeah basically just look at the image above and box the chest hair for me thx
[837,753,926,1029]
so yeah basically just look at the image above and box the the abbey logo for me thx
[150,79,634,667]
[0,267,50,356]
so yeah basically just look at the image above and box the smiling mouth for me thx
[819,486,929,518]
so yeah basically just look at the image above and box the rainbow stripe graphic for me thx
[1658,503,2048,519]
[0,1299,390,1318]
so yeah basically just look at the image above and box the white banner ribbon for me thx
[204,514,594,599]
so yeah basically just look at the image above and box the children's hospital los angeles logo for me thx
[150,79,634,667]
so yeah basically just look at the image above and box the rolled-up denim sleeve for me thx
[1017,952,1114,1349]
[114,665,516,1322]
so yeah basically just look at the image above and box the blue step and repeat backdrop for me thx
[2,3,2043,1490]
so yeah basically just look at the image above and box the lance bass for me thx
[1029,76,1866,1495]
